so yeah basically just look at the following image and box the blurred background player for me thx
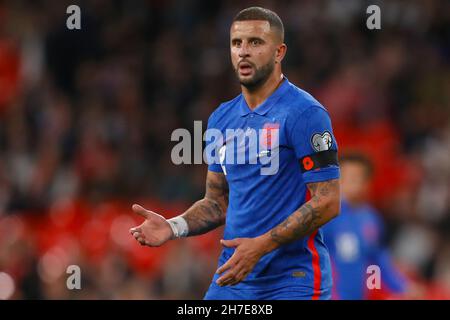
[322,152,410,299]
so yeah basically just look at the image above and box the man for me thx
[322,152,407,299]
[130,7,340,300]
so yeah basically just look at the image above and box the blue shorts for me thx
[204,282,331,300]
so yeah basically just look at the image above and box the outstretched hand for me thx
[129,204,173,247]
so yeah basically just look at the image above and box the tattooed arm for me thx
[215,179,340,286]
[129,171,228,247]
[266,178,340,249]
[180,171,229,236]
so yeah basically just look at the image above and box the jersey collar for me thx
[239,76,290,117]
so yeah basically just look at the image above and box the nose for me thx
[238,42,250,58]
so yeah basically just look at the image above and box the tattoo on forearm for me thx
[270,203,320,245]
[269,179,339,246]
[183,199,224,236]
[182,172,229,236]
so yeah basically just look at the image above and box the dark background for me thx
[0,0,448,299]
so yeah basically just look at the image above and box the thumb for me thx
[132,204,153,219]
[220,238,241,248]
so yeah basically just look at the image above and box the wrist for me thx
[256,233,279,256]
[167,216,189,239]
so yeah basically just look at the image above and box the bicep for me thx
[205,170,229,211]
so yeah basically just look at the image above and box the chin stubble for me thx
[236,60,275,92]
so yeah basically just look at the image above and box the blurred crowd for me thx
[0,0,449,299]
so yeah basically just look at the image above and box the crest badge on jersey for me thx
[261,122,280,149]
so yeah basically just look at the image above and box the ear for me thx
[275,43,287,64]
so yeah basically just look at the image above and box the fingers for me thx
[220,238,241,248]
[230,268,249,286]
[216,238,255,286]
[129,226,142,234]
[216,254,241,286]
[137,237,147,246]
[216,238,241,276]
[217,272,236,286]
[132,204,152,219]
[129,215,151,247]
[129,223,142,239]
[216,261,246,286]
[132,231,142,241]
[216,257,235,275]
[130,227,146,244]
[130,230,148,246]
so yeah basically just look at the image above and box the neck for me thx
[242,70,284,109]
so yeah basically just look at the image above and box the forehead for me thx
[230,20,272,39]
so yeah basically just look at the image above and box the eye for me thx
[251,39,261,46]
[232,40,241,47]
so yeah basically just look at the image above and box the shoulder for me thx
[282,81,330,125]
[207,94,242,125]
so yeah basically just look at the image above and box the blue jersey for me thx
[204,78,340,299]
[322,200,407,299]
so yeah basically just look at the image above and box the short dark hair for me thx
[232,7,284,42]
[340,151,374,178]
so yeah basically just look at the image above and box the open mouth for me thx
[238,62,253,76]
